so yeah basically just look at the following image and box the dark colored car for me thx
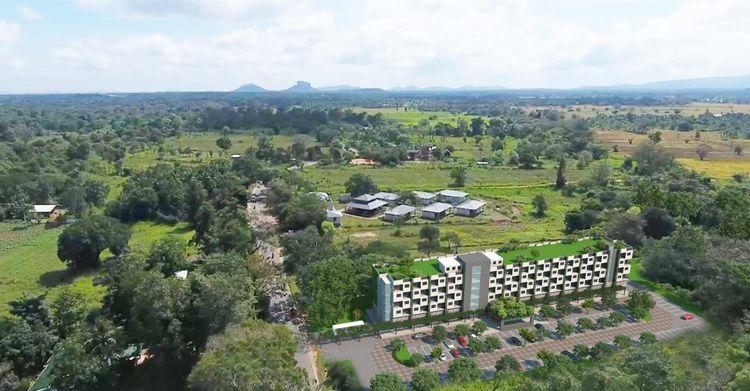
[450,349,461,358]
[534,323,545,330]
[561,350,577,361]
[510,336,526,346]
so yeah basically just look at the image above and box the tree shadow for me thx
[38,266,96,288]
[168,224,193,235]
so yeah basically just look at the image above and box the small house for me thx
[384,205,416,222]
[250,182,268,202]
[455,200,486,217]
[421,202,452,220]
[438,189,469,205]
[31,204,62,221]
[412,191,437,206]
[327,210,344,226]
[373,192,401,206]
[345,194,388,217]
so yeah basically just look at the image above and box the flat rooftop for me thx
[375,259,442,280]
[498,239,605,264]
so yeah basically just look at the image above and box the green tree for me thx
[555,297,573,317]
[532,194,547,217]
[623,346,676,391]
[432,325,447,342]
[484,335,502,351]
[301,256,359,328]
[49,287,86,339]
[556,320,574,339]
[487,297,534,320]
[471,320,487,335]
[555,157,567,189]
[50,330,121,391]
[539,304,556,320]
[57,215,131,269]
[453,324,470,337]
[450,166,468,187]
[280,226,335,273]
[370,372,405,391]
[581,298,595,314]
[188,320,307,390]
[430,347,443,360]
[609,311,626,326]
[589,342,616,359]
[467,338,485,354]
[277,193,326,232]
[573,344,589,359]
[582,365,635,391]
[614,334,633,350]
[216,137,232,152]
[600,289,618,309]
[448,358,482,383]
[606,213,645,247]
[639,332,657,345]
[625,290,655,320]
[577,317,594,330]
[495,355,521,372]
[411,367,439,391]
[345,173,378,197]
[146,237,189,276]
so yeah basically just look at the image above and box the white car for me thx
[444,340,456,350]
[469,333,478,339]
[439,352,447,361]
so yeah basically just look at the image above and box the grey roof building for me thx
[412,191,437,205]
[455,199,487,217]
[384,205,416,222]
[373,192,401,206]
[421,202,452,220]
[345,194,388,217]
[438,189,469,205]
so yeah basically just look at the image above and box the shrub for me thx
[639,332,658,345]
[484,335,502,351]
[519,328,536,343]
[573,344,590,359]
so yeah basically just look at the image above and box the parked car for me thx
[450,349,461,358]
[510,336,526,346]
[457,336,468,347]
[413,332,427,340]
[561,350,577,361]
[439,352,447,361]
[534,323,545,330]
[444,340,456,350]
[469,333,478,339]
[682,313,695,320]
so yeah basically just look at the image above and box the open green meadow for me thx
[0,220,194,315]
[350,107,476,125]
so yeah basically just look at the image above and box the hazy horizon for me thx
[0,0,749,93]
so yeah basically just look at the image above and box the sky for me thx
[0,0,749,93]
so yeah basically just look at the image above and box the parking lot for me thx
[322,289,709,386]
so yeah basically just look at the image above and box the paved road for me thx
[247,200,321,387]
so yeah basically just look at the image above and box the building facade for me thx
[374,239,633,323]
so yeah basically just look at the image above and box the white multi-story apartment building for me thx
[374,238,633,323]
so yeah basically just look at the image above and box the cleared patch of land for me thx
[527,103,750,118]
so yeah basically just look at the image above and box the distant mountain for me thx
[285,81,316,93]
[591,74,750,90]
[233,83,267,92]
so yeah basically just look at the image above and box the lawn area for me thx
[393,346,412,364]
[629,260,706,319]
[350,107,476,126]
[498,238,603,264]
[375,259,442,279]
[0,220,195,315]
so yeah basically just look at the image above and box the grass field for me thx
[595,129,750,180]
[124,133,318,171]
[350,107,476,126]
[498,238,601,264]
[0,220,194,315]
[527,103,750,119]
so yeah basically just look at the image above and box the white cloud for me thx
[74,0,291,19]
[17,0,750,91]
[19,6,44,20]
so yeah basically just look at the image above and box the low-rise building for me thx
[384,205,416,222]
[31,204,63,221]
[374,238,633,323]
[455,200,486,217]
[345,194,388,217]
[373,192,401,206]
[438,189,469,205]
[412,191,437,205]
[421,202,452,220]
